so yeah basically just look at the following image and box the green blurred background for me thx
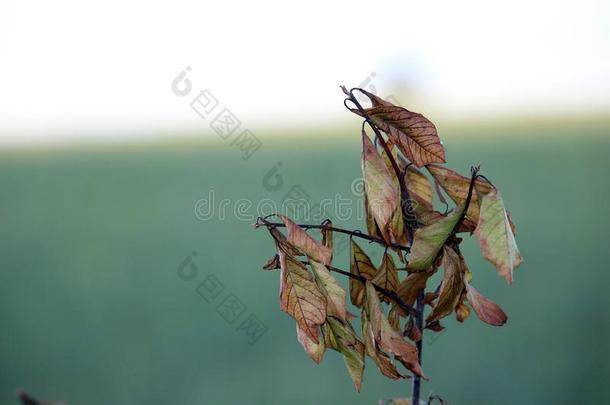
[1,117,609,404]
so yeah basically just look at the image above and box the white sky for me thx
[1,0,609,145]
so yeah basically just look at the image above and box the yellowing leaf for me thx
[353,90,445,167]
[362,132,400,244]
[427,165,492,224]
[474,187,523,284]
[362,309,404,380]
[326,317,365,391]
[296,323,325,364]
[407,204,465,272]
[349,239,378,307]
[465,282,508,326]
[425,246,466,325]
[372,252,399,303]
[364,282,425,378]
[405,165,434,216]
[280,215,332,266]
[279,251,326,343]
[310,260,348,322]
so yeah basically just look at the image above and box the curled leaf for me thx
[349,239,378,307]
[425,246,466,326]
[362,132,400,244]
[362,309,405,380]
[474,187,523,284]
[365,281,425,378]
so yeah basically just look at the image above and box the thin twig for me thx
[255,217,411,253]
[301,260,415,316]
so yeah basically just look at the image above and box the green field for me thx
[1,120,609,404]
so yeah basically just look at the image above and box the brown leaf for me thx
[362,132,400,244]
[465,282,508,326]
[404,316,422,342]
[362,309,405,380]
[262,254,280,270]
[364,281,425,378]
[310,260,348,322]
[474,186,523,284]
[372,252,399,303]
[455,301,471,322]
[296,322,325,364]
[425,246,466,326]
[280,215,332,266]
[405,165,434,217]
[321,220,333,261]
[353,89,445,167]
[427,165,493,224]
[349,239,377,307]
[279,251,327,343]
[397,272,430,311]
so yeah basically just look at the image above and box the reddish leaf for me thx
[280,215,332,266]
[465,282,508,326]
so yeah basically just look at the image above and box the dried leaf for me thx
[362,132,400,244]
[404,316,422,342]
[465,282,508,326]
[427,165,491,223]
[280,215,332,266]
[365,281,425,378]
[326,317,365,391]
[474,187,523,284]
[353,90,445,167]
[349,239,377,307]
[372,252,399,303]
[310,260,348,322]
[407,204,465,272]
[296,323,325,364]
[321,220,333,261]
[362,309,405,380]
[405,165,434,216]
[279,251,326,343]
[425,246,466,326]
[397,272,430,311]
[262,254,280,270]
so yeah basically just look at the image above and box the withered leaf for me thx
[372,252,399,303]
[404,316,422,343]
[279,251,326,343]
[427,165,491,223]
[362,132,400,244]
[349,239,378,307]
[296,322,325,364]
[362,308,405,380]
[262,254,280,270]
[455,301,471,322]
[474,186,523,284]
[425,246,466,326]
[364,281,425,378]
[405,165,434,216]
[326,317,365,391]
[407,204,465,272]
[280,215,332,266]
[465,282,508,326]
[397,271,430,313]
[310,260,348,322]
[353,89,446,167]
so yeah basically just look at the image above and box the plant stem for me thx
[255,217,410,253]
[412,289,425,404]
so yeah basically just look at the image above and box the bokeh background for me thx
[1,1,609,404]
